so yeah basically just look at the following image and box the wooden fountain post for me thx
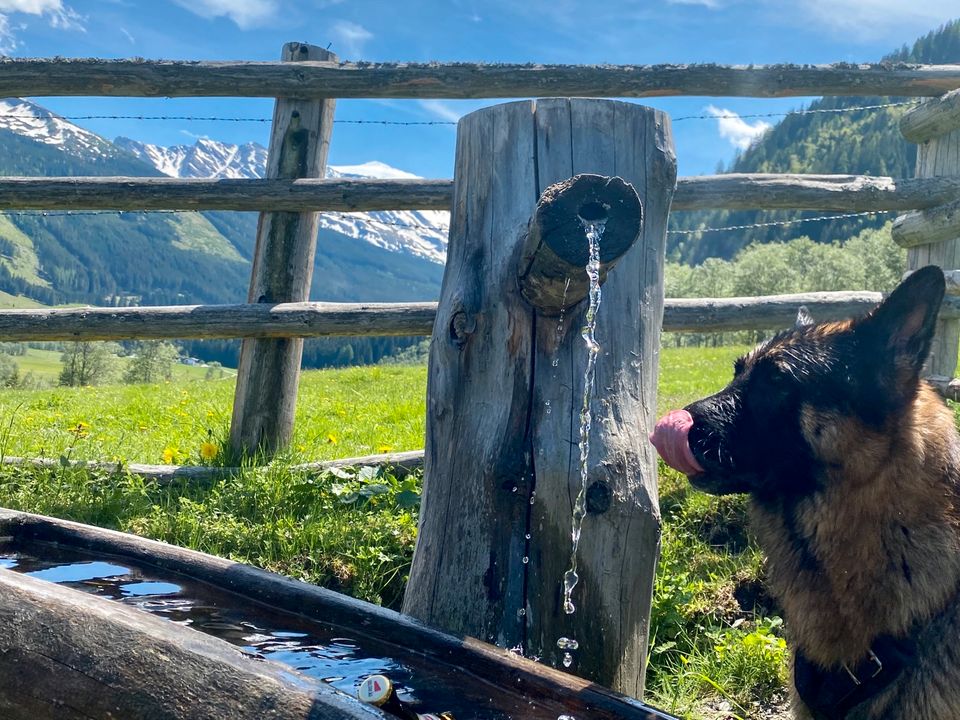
[403,99,676,698]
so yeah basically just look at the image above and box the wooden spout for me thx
[518,174,643,315]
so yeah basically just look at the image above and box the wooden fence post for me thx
[229,42,337,458]
[894,96,960,380]
[403,98,676,698]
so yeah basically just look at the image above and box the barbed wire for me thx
[0,207,896,236]
[671,100,922,122]
[0,99,923,127]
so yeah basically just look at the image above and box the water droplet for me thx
[518,607,526,617]
[556,637,579,651]
[562,652,574,668]
[512,486,518,493]
[558,715,576,720]
[522,556,529,564]
[551,358,559,367]
[524,533,531,540]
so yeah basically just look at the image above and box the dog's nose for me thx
[650,409,705,476]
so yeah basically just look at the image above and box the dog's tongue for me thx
[650,409,704,476]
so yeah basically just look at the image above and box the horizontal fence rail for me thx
[1,60,959,98]
[1,174,959,213]
[3,293,958,341]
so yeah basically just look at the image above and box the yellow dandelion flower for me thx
[376,444,393,454]
[200,442,218,461]
[326,434,338,445]
[162,446,178,464]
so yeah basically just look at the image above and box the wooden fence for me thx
[3,44,960,701]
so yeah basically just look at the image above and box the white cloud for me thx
[330,20,373,57]
[706,105,771,150]
[170,0,278,29]
[785,0,959,40]
[419,100,464,124]
[0,0,83,55]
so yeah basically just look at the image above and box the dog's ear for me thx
[855,266,945,380]
[795,306,814,328]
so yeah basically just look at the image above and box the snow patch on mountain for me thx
[122,138,450,265]
[115,136,267,180]
[0,98,119,158]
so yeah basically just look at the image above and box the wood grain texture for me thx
[403,98,674,699]
[403,98,539,653]
[903,121,960,378]
[0,569,383,720]
[2,295,957,341]
[0,59,958,98]
[0,177,453,211]
[0,173,955,213]
[230,43,336,458]
[0,301,438,340]
[0,509,677,720]
[892,197,960,248]
[900,88,960,143]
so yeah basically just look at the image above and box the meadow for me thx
[0,345,790,719]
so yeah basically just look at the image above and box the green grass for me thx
[0,346,784,717]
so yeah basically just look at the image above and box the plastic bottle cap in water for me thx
[358,674,392,706]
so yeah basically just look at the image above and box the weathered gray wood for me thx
[0,568,384,720]
[230,43,336,459]
[901,119,960,378]
[404,98,674,700]
[0,449,424,485]
[892,198,960,248]
[0,177,452,211]
[0,301,437,341]
[0,173,955,213]
[519,174,643,314]
[0,59,959,98]
[403,98,538,656]
[671,173,960,212]
[901,88,960,143]
[1,295,959,342]
[0,509,676,720]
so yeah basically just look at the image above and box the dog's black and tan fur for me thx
[684,266,960,719]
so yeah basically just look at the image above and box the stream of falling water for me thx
[556,218,606,670]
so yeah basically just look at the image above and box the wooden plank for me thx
[0,173,955,213]
[0,568,384,719]
[892,198,960,248]
[671,174,960,212]
[901,88,960,143]
[0,59,959,98]
[0,449,425,485]
[230,42,336,458]
[525,98,673,697]
[0,301,438,341]
[0,177,453,211]
[904,122,960,377]
[404,98,673,700]
[0,294,956,341]
[403,99,539,656]
[0,509,677,720]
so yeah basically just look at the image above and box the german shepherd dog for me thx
[650,266,960,720]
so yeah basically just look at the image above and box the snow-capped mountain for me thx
[115,136,267,180]
[0,98,122,158]
[117,138,450,265]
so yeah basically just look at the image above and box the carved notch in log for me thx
[518,174,643,315]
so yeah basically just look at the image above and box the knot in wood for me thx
[449,310,475,346]
[586,480,612,515]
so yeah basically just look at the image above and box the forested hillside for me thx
[670,20,960,264]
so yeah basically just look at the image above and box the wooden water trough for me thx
[0,508,676,720]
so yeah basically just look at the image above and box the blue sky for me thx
[2,0,959,177]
